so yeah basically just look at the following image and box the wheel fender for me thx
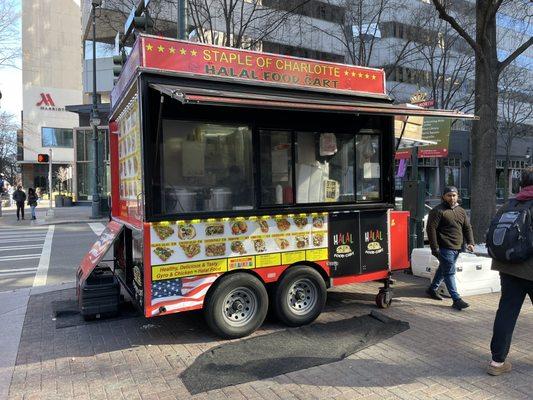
[277,261,329,287]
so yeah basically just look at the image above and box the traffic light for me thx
[37,154,49,163]
[112,50,127,78]
[133,12,154,32]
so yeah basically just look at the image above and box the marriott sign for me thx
[36,93,66,111]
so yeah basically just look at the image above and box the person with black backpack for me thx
[425,186,475,310]
[486,167,533,376]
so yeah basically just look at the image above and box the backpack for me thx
[486,199,533,263]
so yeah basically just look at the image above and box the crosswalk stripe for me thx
[0,238,45,244]
[0,270,38,278]
[0,234,47,239]
[0,244,44,251]
[33,225,54,287]
[0,267,38,273]
[88,222,106,236]
[0,254,41,262]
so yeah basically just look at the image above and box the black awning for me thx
[149,83,477,120]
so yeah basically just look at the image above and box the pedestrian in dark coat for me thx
[27,188,38,220]
[425,186,475,310]
[12,185,26,220]
[487,168,533,376]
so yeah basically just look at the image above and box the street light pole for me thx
[91,0,102,219]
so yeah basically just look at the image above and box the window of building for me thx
[75,128,109,200]
[41,127,74,148]
[263,0,344,23]
[262,41,344,63]
[159,121,254,214]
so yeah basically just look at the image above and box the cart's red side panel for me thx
[109,121,120,218]
[143,223,152,317]
[331,270,389,286]
[253,261,329,284]
[390,211,410,270]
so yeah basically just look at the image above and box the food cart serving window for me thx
[77,34,476,339]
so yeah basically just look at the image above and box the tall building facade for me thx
[80,0,532,202]
[20,0,83,194]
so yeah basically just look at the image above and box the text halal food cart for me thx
[77,34,472,338]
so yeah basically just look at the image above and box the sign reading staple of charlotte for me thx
[111,36,386,106]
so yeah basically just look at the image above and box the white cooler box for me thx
[411,248,501,297]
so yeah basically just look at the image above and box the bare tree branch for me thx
[498,36,533,74]
[429,0,483,60]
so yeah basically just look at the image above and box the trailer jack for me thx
[375,277,393,309]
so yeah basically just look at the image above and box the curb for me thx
[40,218,109,226]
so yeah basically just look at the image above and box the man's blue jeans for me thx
[430,248,461,301]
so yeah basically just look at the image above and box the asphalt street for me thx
[0,222,105,292]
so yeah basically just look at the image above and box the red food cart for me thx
[77,34,472,338]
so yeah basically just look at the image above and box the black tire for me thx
[204,273,268,339]
[375,292,392,309]
[273,266,327,327]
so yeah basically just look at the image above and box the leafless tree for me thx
[430,0,533,240]
[498,65,533,202]
[187,0,311,50]
[408,6,475,112]
[310,0,420,74]
[0,0,20,67]
[0,111,18,183]
[55,166,70,195]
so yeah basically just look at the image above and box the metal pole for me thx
[178,0,186,39]
[91,2,100,219]
[48,148,52,213]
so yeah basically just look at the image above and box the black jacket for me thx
[426,202,474,252]
[12,189,26,203]
[490,200,533,282]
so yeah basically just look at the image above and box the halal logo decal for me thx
[333,232,354,258]
[365,229,384,255]
[36,93,65,111]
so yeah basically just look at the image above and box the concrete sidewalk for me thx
[0,202,107,227]
[1,273,531,400]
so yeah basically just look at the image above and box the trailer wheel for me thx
[204,273,268,339]
[273,266,327,327]
[375,291,392,309]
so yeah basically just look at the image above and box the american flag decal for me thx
[151,274,219,315]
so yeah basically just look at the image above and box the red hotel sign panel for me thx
[139,36,386,96]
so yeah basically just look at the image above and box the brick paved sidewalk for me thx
[7,273,533,400]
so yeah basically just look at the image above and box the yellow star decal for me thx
[145,43,153,51]
[358,72,363,78]
[372,75,376,80]
[157,45,165,53]
[365,73,370,79]
[351,71,356,77]
[344,70,349,76]
[169,47,176,54]
[190,49,197,56]
[180,48,187,55]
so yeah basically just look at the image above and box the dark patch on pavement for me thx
[52,299,140,328]
[181,311,409,394]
